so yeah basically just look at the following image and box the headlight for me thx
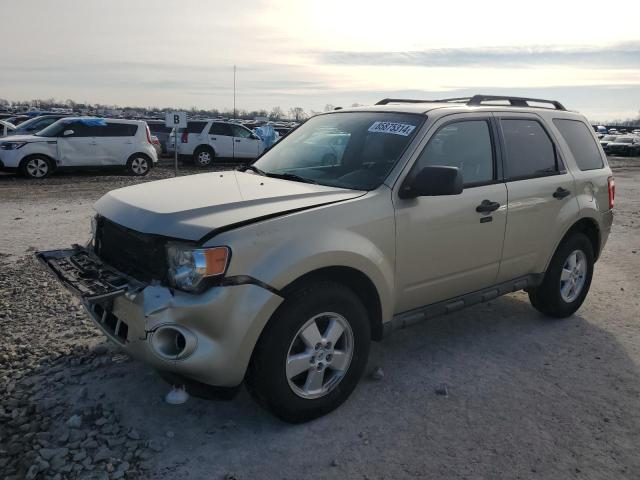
[0,142,27,150]
[166,244,230,292]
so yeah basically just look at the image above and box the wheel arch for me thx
[279,266,384,341]
[554,217,601,264]
[194,144,216,157]
[20,153,57,172]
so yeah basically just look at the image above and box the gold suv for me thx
[41,95,614,422]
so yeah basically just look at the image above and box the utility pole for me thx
[233,65,236,119]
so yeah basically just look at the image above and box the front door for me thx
[231,124,261,159]
[394,114,508,312]
[56,121,97,166]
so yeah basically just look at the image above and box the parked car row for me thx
[599,134,640,156]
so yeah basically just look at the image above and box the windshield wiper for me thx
[265,172,318,185]
[238,164,266,176]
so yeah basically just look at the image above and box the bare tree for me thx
[270,106,284,120]
[324,104,335,112]
[289,107,306,122]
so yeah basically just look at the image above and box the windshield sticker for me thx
[368,121,416,136]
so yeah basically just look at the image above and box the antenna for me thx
[233,65,236,119]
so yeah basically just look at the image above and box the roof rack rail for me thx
[375,95,566,111]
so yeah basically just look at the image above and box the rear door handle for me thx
[235,139,241,143]
[553,187,571,199]
[476,200,500,213]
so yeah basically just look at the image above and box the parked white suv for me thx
[41,96,614,422]
[0,117,158,178]
[169,120,264,166]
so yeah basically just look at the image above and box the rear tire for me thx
[126,155,151,176]
[21,155,53,179]
[246,281,371,423]
[193,146,214,168]
[528,233,594,318]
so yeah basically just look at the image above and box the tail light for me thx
[145,125,152,144]
[181,131,189,143]
[608,176,615,210]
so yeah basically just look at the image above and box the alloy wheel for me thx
[131,157,148,175]
[26,158,49,178]
[560,249,587,303]
[286,312,354,399]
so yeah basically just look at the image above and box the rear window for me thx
[185,121,207,134]
[96,123,138,137]
[500,119,559,180]
[553,119,604,171]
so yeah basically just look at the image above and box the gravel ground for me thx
[1,157,639,479]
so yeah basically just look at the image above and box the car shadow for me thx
[12,281,636,479]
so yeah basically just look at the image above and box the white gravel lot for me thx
[1,157,639,479]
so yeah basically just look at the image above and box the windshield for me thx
[36,118,71,137]
[252,112,424,190]
[602,135,617,141]
[617,137,634,143]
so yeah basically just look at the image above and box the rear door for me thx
[56,121,97,166]
[208,122,234,157]
[95,123,139,165]
[231,124,261,159]
[496,113,579,282]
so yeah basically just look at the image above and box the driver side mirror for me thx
[62,129,75,137]
[399,165,463,199]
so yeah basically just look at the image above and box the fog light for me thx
[151,325,197,360]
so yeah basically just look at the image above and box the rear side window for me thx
[185,121,207,134]
[209,122,233,136]
[553,119,604,170]
[500,119,558,180]
[416,120,494,186]
[96,123,138,137]
[147,123,172,134]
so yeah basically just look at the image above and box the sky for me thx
[1,0,639,121]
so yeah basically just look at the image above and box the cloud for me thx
[317,42,640,69]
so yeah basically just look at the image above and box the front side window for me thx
[253,112,424,190]
[415,120,494,186]
[553,119,603,171]
[231,125,252,138]
[500,119,558,180]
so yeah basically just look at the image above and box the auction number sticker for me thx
[368,121,416,136]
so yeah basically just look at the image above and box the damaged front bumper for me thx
[38,247,283,387]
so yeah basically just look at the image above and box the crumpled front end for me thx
[38,247,283,387]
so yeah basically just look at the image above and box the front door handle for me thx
[476,199,500,213]
[210,137,217,140]
[553,187,571,199]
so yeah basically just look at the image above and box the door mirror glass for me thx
[400,165,463,199]
[62,129,75,137]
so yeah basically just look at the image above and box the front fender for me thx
[210,189,396,322]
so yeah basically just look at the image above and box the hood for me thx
[0,134,46,142]
[94,171,365,241]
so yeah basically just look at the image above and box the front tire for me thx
[21,155,53,179]
[528,233,594,318]
[246,281,371,423]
